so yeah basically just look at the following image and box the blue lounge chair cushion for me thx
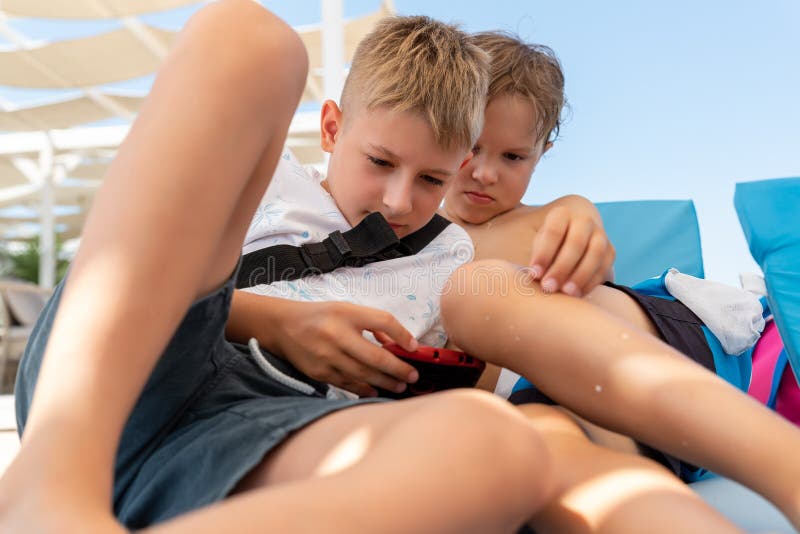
[735,177,800,383]
[596,200,704,285]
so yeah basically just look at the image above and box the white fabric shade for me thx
[299,5,392,73]
[0,6,390,132]
[0,94,143,131]
[0,26,176,88]
[0,5,390,100]
[0,182,99,209]
[0,158,28,188]
[66,163,109,181]
[0,0,201,19]
[0,210,87,226]
[0,3,395,146]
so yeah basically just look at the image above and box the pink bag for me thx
[748,320,800,426]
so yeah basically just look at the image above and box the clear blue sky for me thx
[2,1,798,284]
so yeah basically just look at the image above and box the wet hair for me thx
[471,31,566,144]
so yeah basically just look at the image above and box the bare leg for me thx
[441,259,800,527]
[142,390,553,534]
[517,405,742,534]
[582,284,661,338]
[0,2,307,531]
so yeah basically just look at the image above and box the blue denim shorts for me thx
[15,268,383,529]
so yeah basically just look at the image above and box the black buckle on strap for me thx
[299,230,354,273]
[328,230,352,257]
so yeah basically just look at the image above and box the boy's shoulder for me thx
[472,204,549,238]
[244,148,346,253]
[423,219,474,263]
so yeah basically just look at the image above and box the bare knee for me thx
[515,404,588,443]
[425,390,555,505]
[182,0,309,106]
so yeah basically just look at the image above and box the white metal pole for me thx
[38,138,55,289]
[321,0,345,102]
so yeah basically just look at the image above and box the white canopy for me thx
[0,4,391,101]
[0,94,143,131]
[0,158,28,188]
[0,0,201,19]
[0,26,175,88]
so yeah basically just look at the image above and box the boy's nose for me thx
[382,176,414,216]
[471,160,499,186]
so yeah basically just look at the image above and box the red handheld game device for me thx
[377,343,486,399]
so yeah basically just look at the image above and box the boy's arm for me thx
[227,290,419,397]
[528,195,616,297]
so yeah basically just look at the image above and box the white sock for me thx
[664,268,765,355]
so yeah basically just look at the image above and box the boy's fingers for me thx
[585,248,616,294]
[542,219,593,293]
[334,348,406,393]
[373,331,393,345]
[363,310,418,352]
[563,232,608,296]
[529,208,569,278]
[341,331,418,384]
[575,239,616,295]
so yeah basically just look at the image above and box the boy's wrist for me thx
[227,291,290,358]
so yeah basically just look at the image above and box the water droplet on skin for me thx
[514,336,521,342]
[620,332,630,340]
[681,440,689,447]
[484,315,491,321]
[595,385,603,393]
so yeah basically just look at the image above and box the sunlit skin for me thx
[320,100,471,239]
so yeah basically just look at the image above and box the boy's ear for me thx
[320,99,343,153]
[459,151,474,170]
[542,141,554,155]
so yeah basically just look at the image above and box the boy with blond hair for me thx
[3,7,558,532]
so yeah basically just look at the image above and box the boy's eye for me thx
[367,155,391,167]
[471,145,481,155]
[504,152,524,161]
[421,174,444,187]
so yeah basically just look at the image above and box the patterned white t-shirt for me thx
[242,148,474,348]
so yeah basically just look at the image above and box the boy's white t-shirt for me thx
[242,148,474,348]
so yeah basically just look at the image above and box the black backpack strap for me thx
[237,212,451,289]
[401,213,451,254]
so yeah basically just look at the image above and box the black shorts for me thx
[508,281,714,480]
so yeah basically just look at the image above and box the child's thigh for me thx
[234,389,541,492]
[521,407,724,534]
[584,284,660,338]
[516,403,681,487]
[519,404,640,455]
